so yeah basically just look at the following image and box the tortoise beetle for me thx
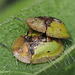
[0,16,70,64]
[12,33,63,64]
[26,16,70,39]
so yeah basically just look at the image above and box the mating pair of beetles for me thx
[1,16,70,64]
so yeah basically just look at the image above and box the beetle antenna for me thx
[14,17,26,25]
[0,43,12,51]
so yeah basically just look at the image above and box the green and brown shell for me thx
[12,34,63,64]
[26,16,70,39]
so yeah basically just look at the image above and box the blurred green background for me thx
[0,0,75,75]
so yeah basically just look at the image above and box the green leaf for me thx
[0,0,75,75]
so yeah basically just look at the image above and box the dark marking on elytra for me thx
[28,42,40,55]
[60,29,61,31]
[45,17,54,29]
[29,49,34,55]
[47,51,50,53]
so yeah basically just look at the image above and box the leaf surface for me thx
[0,0,75,75]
